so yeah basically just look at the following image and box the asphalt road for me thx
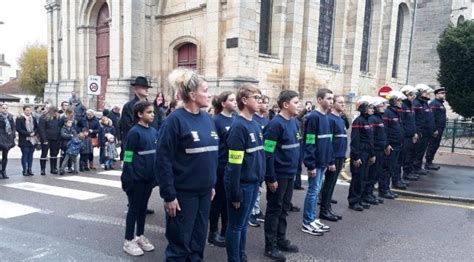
[1,163,473,261]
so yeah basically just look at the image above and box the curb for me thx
[391,189,474,204]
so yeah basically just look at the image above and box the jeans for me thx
[264,178,294,249]
[125,180,154,240]
[226,183,259,262]
[104,159,113,168]
[165,191,212,262]
[251,187,262,215]
[20,146,34,171]
[302,168,326,225]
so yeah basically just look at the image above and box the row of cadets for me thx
[319,95,347,221]
[208,91,237,247]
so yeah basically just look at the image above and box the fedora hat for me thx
[131,76,152,88]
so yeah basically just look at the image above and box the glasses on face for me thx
[249,95,262,101]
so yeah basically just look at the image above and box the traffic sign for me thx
[378,85,392,98]
[87,75,101,95]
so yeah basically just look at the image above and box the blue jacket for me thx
[66,137,82,156]
[413,97,435,136]
[429,99,446,130]
[303,110,333,170]
[383,106,404,146]
[401,100,417,138]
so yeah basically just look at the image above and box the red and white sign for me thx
[87,75,102,96]
[378,85,392,98]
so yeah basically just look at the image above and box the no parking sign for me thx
[87,75,101,95]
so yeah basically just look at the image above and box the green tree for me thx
[437,20,474,118]
[18,43,47,97]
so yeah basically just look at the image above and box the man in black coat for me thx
[425,87,447,170]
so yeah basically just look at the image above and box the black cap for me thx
[434,87,446,94]
[131,76,152,88]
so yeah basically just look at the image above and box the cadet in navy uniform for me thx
[208,91,237,248]
[399,85,420,182]
[365,97,389,202]
[249,94,270,227]
[225,84,265,262]
[425,87,447,170]
[348,96,375,211]
[319,95,347,222]
[263,90,301,261]
[301,88,333,235]
[383,91,407,191]
[412,84,435,175]
[121,101,157,257]
[156,68,219,261]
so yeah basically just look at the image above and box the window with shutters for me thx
[360,0,372,72]
[259,0,273,54]
[177,43,197,69]
[392,5,404,78]
[317,0,335,65]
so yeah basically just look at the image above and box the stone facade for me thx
[44,0,473,111]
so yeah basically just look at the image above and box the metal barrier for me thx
[440,120,474,152]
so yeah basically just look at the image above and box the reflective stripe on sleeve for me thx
[317,134,332,139]
[246,146,264,153]
[334,134,348,138]
[185,146,219,154]
[137,150,156,155]
[281,143,300,149]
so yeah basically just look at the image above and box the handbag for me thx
[91,137,99,147]
[0,133,15,151]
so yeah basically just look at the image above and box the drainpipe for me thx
[406,0,418,84]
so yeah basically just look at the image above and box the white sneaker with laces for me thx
[136,235,155,252]
[123,239,144,256]
[312,219,330,232]
[100,164,105,169]
[301,223,325,236]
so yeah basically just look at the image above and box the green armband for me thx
[263,139,277,153]
[124,150,133,163]
[306,134,316,144]
[228,150,244,164]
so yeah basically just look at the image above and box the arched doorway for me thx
[176,43,197,69]
[96,3,109,110]
[457,15,465,25]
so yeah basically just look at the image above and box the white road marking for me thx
[0,199,41,219]
[4,182,106,200]
[68,212,166,234]
[57,176,122,188]
[97,170,122,177]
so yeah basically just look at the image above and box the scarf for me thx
[22,113,34,133]
[0,112,12,135]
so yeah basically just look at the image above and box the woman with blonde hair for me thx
[156,68,219,261]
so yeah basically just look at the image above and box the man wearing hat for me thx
[119,76,154,215]
[425,87,447,170]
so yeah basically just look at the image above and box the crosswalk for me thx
[0,170,123,219]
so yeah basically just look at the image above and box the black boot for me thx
[379,191,395,199]
[1,170,8,179]
[392,181,407,190]
[264,247,286,261]
[208,231,226,247]
[319,209,338,222]
[27,169,34,176]
[50,159,58,174]
[22,170,29,176]
[41,169,46,176]
[425,162,440,171]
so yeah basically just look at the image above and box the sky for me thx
[0,0,47,76]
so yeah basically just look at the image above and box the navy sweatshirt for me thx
[263,114,301,183]
[413,97,435,136]
[369,113,387,151]
[254,113,269,130]
[429,99,446,130]
[121,124,158,192]
[214,113,235,172]
[383,106,404,146]
[401,100,417,138]
[350,114,374,161]
[304,110,333,170]
[156,108,218,202]
[225,115,265,202]
[328,112,348,161]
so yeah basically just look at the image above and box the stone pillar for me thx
[204,0,221,79]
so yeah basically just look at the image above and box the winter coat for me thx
[15,115,39,147]
[66,137,82,156]
[38,116,61,142]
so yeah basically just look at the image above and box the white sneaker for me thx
[100,164,105,169]
[311,219,330,232]
[136,235,155,252]
[123,239,144,256]
[301,223,325,236]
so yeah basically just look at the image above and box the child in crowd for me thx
[60,132,83,175]
[104,134,118,170]
[80,128,92,172]
[99,116,115,169]
[60,119,77,173]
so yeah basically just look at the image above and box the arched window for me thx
[259,0,273,54]
[392,4,406,78]
[457,15,465,25]
[317,0,335,65]
[177,43,197,69]
[360,0,372,72]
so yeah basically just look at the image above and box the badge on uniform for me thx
[249,133,256,142]
[211,131,219,140]
[191,131,200,142]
